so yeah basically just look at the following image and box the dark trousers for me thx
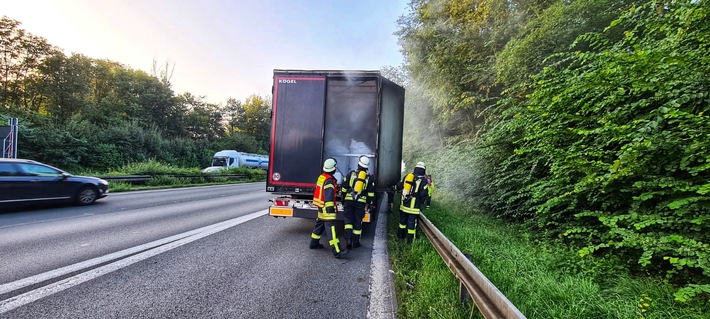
[398,210,419,241]
[311,218,344,254]
[343,201,365,244]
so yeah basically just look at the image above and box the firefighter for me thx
[309,158,349,258]
[396,161,430,244]
[340,155,376,249]
[425,174,434,208]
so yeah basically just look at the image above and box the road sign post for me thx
[1,118,18,158]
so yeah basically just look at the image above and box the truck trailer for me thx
[267,69,405,222]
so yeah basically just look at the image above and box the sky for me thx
[1,0,409,104]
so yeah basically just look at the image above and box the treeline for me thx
[0,16,270,172]
[397,0,709,301]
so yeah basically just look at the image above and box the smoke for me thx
[401,78,445,159]
[323,77,378,177]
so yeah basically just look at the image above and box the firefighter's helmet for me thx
[358,156,370,169]
[323,158,337,173]
[415,161,426,169]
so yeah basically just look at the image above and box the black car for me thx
[0,158,109,208]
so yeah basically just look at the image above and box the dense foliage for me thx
[397,0,709,302]
[390,196,710,318]
[0,16,270,172]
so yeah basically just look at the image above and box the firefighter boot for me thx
[333,246,350,259]
[309,239,324,249]
[352,236,361,249]
[346,238,352,250]
[406,234,414,244]
[397,228,406,239]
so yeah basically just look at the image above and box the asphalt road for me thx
[0,183,396,318]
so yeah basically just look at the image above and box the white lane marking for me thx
[0,209,267,314]
[1,221,220,294]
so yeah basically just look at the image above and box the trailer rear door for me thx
[268,75,326,193]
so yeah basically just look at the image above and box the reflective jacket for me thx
[341,169,376,206]
[313,172,338,220]
[398,171,429,214]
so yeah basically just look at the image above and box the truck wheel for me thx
[75,186,98,206]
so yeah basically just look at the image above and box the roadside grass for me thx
[105,159,200,175]
[106,179,245,192]
[387,195,709,319]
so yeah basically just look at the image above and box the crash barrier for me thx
[98,174,256,183]
[418,213,527,319]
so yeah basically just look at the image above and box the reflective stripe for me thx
[400,204,420,214]
[313,175,326,207]
[313,174,335,208]
[311,233,321,240]
[318,207,337,220]
[329,226,340,253]
[353,229,362,235]
[398,224,406,229]
[345,224,353,230]
[400,175,425,214]
[316,174,338,219]
[407,229,416,234]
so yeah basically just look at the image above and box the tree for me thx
[234,94,270,151]
[496,0,634,93]
[131,70,178,134]
[177,92,224,141]
[223,97,243,134]
[0,16,58,111]
[151,58,174,88]
[37,53,93,120]
[397,0,545,136]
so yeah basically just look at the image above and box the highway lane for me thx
[0,183,272,283]
[0,183,384,318]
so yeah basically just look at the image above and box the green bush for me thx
[475,0,710,300]
[389,195,709,318]
[107,160,200,175]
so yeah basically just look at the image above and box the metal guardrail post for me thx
[418,213,527,319]
[460,253,473,305]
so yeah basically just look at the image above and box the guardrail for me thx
[97,174,252,183]
[419,213,527,319]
